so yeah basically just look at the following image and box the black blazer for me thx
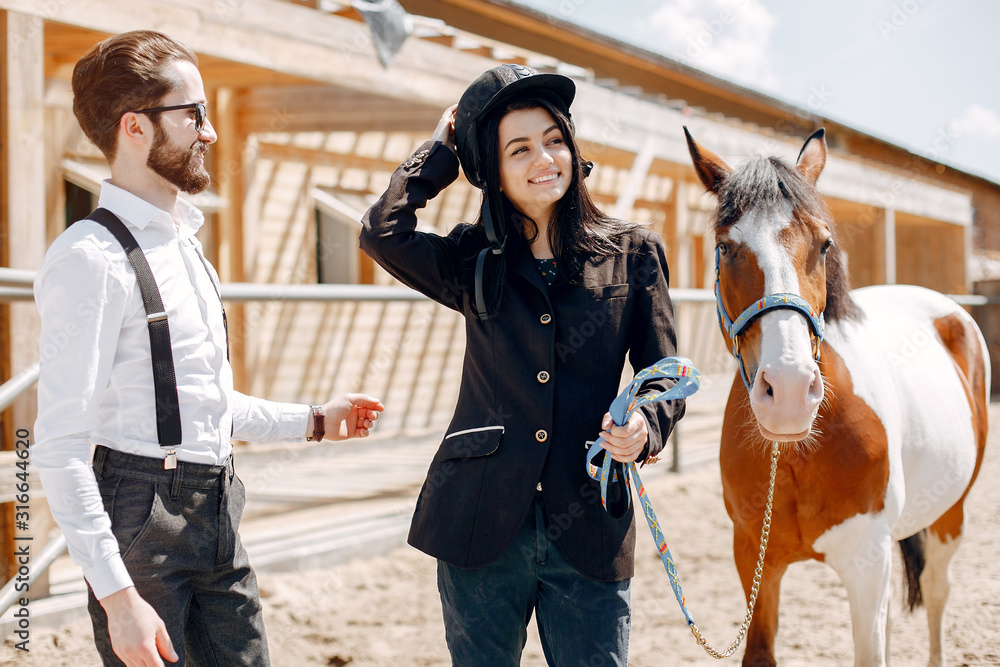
[360,141,685,582]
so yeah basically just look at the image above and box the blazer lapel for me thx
[509,231,550,298]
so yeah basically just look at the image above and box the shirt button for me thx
[540,313,552,324]
[536,482,543,492]
[535,429,548,443]
[537,370,550,383]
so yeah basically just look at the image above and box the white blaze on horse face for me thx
[736,203,824,441]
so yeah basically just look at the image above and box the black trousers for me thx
[87,445,269,666]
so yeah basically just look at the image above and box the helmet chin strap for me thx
[474,189,507,320]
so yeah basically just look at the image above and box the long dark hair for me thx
[475,95,638,273]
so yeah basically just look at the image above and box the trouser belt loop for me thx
[170,462,182,500]
[92,445,108,481]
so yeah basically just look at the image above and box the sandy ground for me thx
[4,406,1000,666]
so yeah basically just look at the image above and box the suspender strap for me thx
[87,208,183,448]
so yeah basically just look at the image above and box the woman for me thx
[360,64,685,666]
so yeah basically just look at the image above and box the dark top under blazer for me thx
[360,141,685,582]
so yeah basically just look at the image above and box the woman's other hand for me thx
[598,410,649,463]
[432,104,458,149]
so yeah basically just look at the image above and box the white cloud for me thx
[951,104,1000,140]
[639,0,780,90]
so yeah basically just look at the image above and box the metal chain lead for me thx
[689,442,780,659]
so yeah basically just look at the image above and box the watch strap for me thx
[307,405,325,441]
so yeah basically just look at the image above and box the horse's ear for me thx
[796,128,827,185]
[684,126,731,194]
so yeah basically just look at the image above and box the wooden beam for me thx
[611,136,655,219]
[42,24,316,86]
[1,8,51,593]
[257,141,403,174]
[239,85,442,134]
[0,0,492,107]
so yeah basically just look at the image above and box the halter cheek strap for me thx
[714,247,825,391]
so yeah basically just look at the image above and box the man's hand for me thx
[100,586,177,666]
[598,410,649,463]
[322,394,384,441]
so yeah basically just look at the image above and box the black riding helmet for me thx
[454,64,576,187]
[453,64,577,319]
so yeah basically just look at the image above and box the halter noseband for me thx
[714,246,825,391]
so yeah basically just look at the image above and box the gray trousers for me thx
[87,445,269,666]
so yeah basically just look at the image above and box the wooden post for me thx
[1,9,51,594]
[883,207,896,285]
[213,87,248,392]
[964,221,973,294]
[674,181,691,289]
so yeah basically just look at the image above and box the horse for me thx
[683,127,989,667]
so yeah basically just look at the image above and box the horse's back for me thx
[837,284,988,536]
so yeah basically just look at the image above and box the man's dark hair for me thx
[72,30,198,161]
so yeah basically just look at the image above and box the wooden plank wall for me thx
[895,213,967,294]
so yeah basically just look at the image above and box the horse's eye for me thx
[716,242,728,256]
[820,238,833,255]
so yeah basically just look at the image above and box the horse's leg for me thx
[825,526,892,667]
[885,590,893,666]
[734,528,787,667]
[921,504,964,667]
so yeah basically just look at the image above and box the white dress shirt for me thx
[33,181,311,599]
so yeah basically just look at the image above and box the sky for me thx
[511,0,1000,185]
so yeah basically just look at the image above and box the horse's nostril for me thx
[767,385,773,397]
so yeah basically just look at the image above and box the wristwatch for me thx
[306,405,325,441]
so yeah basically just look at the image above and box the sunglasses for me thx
[130,102,207,133]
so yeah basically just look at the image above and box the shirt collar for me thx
[97,180,205,238]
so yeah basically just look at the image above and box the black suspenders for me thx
[87,207,229,469]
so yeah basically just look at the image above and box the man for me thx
[33,30,383,666]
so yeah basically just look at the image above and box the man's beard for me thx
[147,124,210,194]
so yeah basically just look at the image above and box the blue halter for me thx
[714,246,825,391]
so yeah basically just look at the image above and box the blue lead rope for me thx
[586,356,702,626]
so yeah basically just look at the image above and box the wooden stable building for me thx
[2,0,999,593]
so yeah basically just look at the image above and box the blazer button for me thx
[535,429,548,443]
[537,370,550,383]
[539,313,552,325]
[536,482,543,492]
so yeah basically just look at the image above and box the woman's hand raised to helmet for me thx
[432,104,458,150]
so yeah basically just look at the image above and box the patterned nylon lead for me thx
[586,356,702,625]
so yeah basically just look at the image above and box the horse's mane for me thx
[712,155,862,323]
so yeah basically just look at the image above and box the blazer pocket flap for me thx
[595,283,629,299]
[441,425,505,460]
